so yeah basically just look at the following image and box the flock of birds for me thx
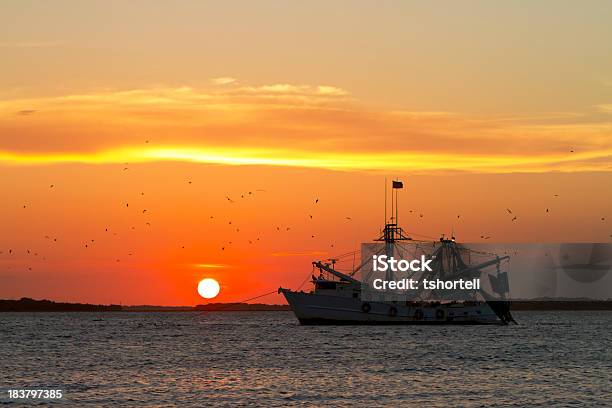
[1,174,611,273]
[1,178,359,272]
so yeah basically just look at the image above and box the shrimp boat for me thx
[280,182,516,325]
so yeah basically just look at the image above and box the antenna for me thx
[395,177,398,227]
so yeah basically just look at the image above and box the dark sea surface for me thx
[1,311,610,407]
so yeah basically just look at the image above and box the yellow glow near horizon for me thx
[0,146,610,174]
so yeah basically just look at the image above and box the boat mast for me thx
[386,179,395,281]
[377,179,411,281]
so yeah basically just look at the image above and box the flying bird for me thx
[511,216,517,222]
[226,196,235,203]
[315,198,319,204]
[506,209,512,214]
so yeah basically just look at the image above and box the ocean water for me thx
[1,311,610,407]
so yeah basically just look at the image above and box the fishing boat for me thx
[280,181,516,325]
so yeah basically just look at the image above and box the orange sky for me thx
[1,1,611,305]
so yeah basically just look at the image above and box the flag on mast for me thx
[392,180,403,189]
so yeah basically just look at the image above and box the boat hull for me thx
[280,288,505,325]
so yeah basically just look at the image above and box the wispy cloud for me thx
[194,263,227,268]
[17,109,37,116]
[211,77,237,85]
[595,104,612,113]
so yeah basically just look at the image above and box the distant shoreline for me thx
[0,298,291,312]
[2,297,612,312]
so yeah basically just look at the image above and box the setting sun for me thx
[197,278,220,299]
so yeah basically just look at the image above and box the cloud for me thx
[315,85,348,96]
[595,104,612,113]
[233,83,350,99]
[194,263,227,268]
[17,110,36,116]
[211,77,237,85]
[0,84,610,173]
